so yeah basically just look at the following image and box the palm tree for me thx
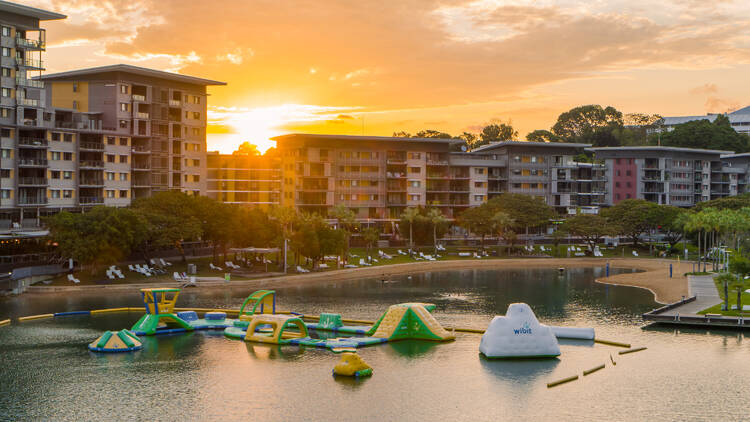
[330,204,357,265]
[491,211,515,256]
[426,208,448,255]
[361,227,380,262]
[400,207,420,255]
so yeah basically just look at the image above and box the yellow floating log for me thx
[547,375,579,388]
[18,313,54,321]
[594,338,631,348]
[0,319,10,327]
[90,308,130,314]
[618,346,647,355]
[583,364,605,376]
[452,327,485,334]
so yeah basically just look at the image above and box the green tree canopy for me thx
[602,199,658,246]
[563,214,616,250]
[526,129,563,143]
[658,117,750,153]
[552,105,623,142]
[487,193,555,232]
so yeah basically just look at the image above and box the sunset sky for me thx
[30,0,750,153]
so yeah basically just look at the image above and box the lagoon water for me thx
[1,267,748,421]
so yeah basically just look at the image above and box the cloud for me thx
[689,83,719,95]
[705,97,740,113]
[216,48,254,65]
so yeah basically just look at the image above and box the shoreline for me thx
[24,257,689,304]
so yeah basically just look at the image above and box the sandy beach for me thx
[27,257,690,304]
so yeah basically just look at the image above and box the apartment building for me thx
[721,153,750,195]
[206,151,280,208]
[658,105,750,135]
[273,134,603,226]
[469,141,605,214]
[588,146,740,206]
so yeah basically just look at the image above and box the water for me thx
[0,267,747,421]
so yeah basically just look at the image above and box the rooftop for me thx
[471,140,591,153]
[39,64,226,86]
[587,146,734,155]
[271,133,462,144]
[0,0,66,20]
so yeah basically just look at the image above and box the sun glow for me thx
[207,104,360,154]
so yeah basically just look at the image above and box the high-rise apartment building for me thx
[206,151,281,208]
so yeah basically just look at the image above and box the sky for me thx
[28,0,750,153]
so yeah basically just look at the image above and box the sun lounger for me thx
[160,258,172,267]
[359,258,372,266]
[173,272,189,282]
[296,266,310,273]
[319,263,329,269]
[67,274,80,284]
[209,263,222,271]
[632,250,639,257]
[344,264,358,268]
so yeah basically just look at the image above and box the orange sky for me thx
[31,0,750,153]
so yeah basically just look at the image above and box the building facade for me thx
[657,105,750,136]
[589,146,740,206]
[206,151,281,208]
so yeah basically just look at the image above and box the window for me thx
[474,182,485,188]
[616,158,621,164]
[72,100,79,110]
[192,95,200,104]
[192,112,200,119]
[625,170,631,176]
[0,128,10,137]
[409,194,420,201]
[106,190,115,198]
[63,152,72,161]
[410,180,421,188]
[474,195,484,201]
[191,128,200,136]
[43,112,51,121]
[474,168,485,175]
[0,189,9,199]
[50,170,60,179]
[1,47,10,57]
[193,175,200,182]
[1,27,9,37]
[107,137,116,145]
[409,167,421,174]
[185,111,189,119]
[408,152,421,160]
[63,190,73,198]
[119,155,128,164]
[615,193,620,200]
[0,108,9,118]
[119,137,128,146]
[50,189,61,199]
[119,190,128,198]
[0,169,10,178]
[106,172,115,181]
[119,120,128,129]
[63,133,73,142]
[1,88,10,97]
[119,173,128,181]
[120,85,128,94]
[1,67,10,77]
[72,82,78,92]
[107,154,115,163]
[63,171,72,179]
[120,103,129,112]
[0,149,10,158]
[51,151,61,160]
[615,182,620,188]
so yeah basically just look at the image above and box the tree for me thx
[416,129,453,139]
[694,193,750,212]
[487,194,555,242]
[330,204,358,263]
[651,205,689,249]
[459,132,478,148]
[728,275,747,314]
[563,214,615,251]
[658,117,750,153]
[491,211,515,255]
[400,207,421,253]
[526,129,563,143]
[475,122,517,148]
[458,205,496,248]
[602,199,658,247]
[550,226,568,257]
[426,208,448,255]
[233,141,261,156]
[195,196,238,264]
[551,105,623,142]
[392,131,411,137]
[361,227,380,261]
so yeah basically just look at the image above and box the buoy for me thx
[583,364,605,376]
[18,313,54,322]
[0,319,10,327]
[618,346,647,355]
[547,375,578,388]
[332,352,373,377]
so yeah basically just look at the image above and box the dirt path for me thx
[26,257,689,304]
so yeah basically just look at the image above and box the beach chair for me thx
[160,258,172,267]
[296,266,310,273]
[319,263,329,269]
[344,264,358,268]
[67,274,80,284]
[116,269,125,279]
[173,272,188,282]
[128,264,136,272]
[209,263,222,271]
[106,270,115,280]
[632,250,639,257]
[397,249,406,255]
[359,258,372,266]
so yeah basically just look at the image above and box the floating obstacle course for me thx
[88,329,142,352]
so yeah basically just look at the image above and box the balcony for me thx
[135,112,150,119]
[79,160,104,169]
[17,177,47,186]
[15,37,44,50]
[16,96,40,107]
[79,142,104,151]
[132,94,146,102]
[169,99,181,107]
[131,146,151,154]
[18,138,48,148]
[79,197,104,205]
[18,197,47,206]
[132,163,151,170]
[15,77,44,88]
[16,58,44,70]
[79,178,104,187]
[18,158,47,167]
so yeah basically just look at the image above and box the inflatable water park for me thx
[9,287,646,383]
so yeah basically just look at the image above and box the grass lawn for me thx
[697,276,750,316]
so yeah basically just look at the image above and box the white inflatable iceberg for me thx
[479,303,561,359]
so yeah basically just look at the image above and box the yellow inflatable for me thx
[333,352,373,377]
